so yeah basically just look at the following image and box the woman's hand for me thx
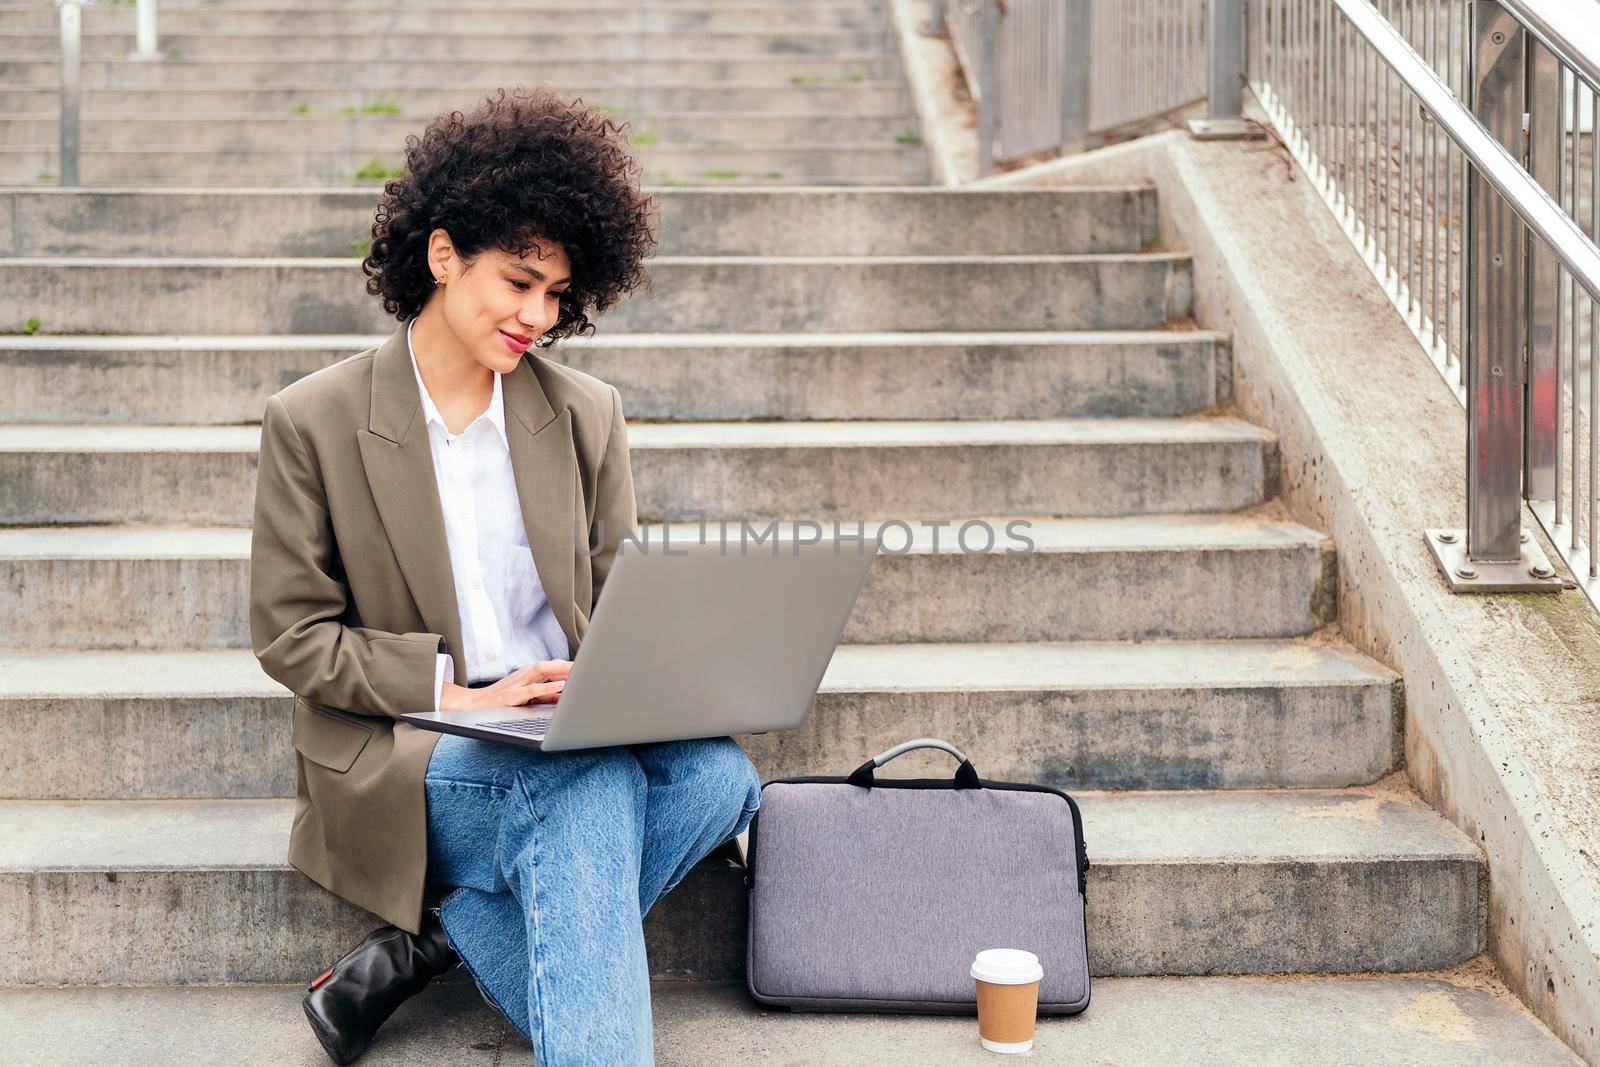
[439,659,572,711]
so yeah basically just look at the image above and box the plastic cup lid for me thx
[969,948,1044,985]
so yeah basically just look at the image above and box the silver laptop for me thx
[401,531,879,751]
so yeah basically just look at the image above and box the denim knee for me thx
[509,746,645,825]
[696,736,763,823]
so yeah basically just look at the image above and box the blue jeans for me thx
[423,732,763,1065]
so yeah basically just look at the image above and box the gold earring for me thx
[434,276,445,287]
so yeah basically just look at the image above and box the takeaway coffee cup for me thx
[969,948,1043,1054]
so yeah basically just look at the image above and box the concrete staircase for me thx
[0,0,927,186]
[0,0,1583,1064]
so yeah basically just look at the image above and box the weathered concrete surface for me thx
[0,28,900,61]
[0,635,1399,798]
[969,131,1600,1062]
[0,965,1582,1066]
[0,55,908,90]
[0,415,1274,523]
[0,511,1336,647]
[0,80,916,117]
[0,5,894,33]
[0,253,1190,334]
[0,329,1221,424]
[0,782,1482,984]
[0,187,1155,257]
[19,412,1269,516]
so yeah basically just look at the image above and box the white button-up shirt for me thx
[408,317,571,710]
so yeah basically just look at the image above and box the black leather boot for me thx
[302,912,460,1064]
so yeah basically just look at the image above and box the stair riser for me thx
[0,56,904,88]
[0,84,915,117]
[0,543,1335,648]
[1,31,898,61]
[0,258,1190,334]
[0,8,893,32]
[0,683,1399,800]
[0,436,1270,524]
[0,188,1155,257]
[0,336,1214,423]
[0,865,742,985]
[0,113,917,150]
[0,854,1479,984]
[1089,858,1483,976]
[5,143,930,185]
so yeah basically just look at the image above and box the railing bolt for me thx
[1436,530,1458,544]
[1455,563,1479,580]
[1530,563,1555,579]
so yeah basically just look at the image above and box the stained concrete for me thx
[0,187,1156,257]
[0,511,1336,647]
[0,636,1400,798]
[0,782,1482,984]
[964,131,1600,1062]
[0,328,1223,423]
[0,968,1581,1065]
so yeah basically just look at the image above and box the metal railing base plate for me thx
[1185,118,1265,141]
[1424,528,1566,593]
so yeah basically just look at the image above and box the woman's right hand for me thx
[439,659,572,711]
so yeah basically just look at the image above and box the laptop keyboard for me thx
[479,716,553,736]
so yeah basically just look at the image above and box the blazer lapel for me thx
[502,355,579,657]
[357,323,466,666]
[357,321,581,669]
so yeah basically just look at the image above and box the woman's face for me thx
[427,229,572,373]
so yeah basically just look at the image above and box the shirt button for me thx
[473,578,483,590]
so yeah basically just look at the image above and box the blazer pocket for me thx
[292,695,376,773]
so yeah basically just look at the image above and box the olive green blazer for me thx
[249,321,637,933]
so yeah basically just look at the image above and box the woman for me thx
[248,86,763,1065]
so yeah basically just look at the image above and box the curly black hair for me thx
[362,85,658,346]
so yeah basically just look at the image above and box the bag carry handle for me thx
[846,737,981,789]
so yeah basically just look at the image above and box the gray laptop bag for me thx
[744,737,1091,1014]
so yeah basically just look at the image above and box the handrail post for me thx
[132,0,159,60]
[1524,37,1561,505]
[1189,0,1261,139]
[1059,0,1091,154]
[1427,1,1560,593]
[56,0,82,187]
[976,0,999,176]
[1465,0,1526,565]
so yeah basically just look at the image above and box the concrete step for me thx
[0,111,921,150]
[0,971,1579,1066]
[0,187,1156,257]
[0,81,916,116]
[0,329,1218,424]
[0,416,1275,524]
[0,5,893,33]
[0,780,1482,984]
[0,512,1335,648]
[0,29,899,61]
[0,254,1190,333]
[0,635,1399,800]
[0,55,905,88]
[3,141,930,186]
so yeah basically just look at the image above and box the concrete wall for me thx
[971,131,1600,1064]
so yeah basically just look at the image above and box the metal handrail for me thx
[1337,0,1600,306]
[1500,0,1600,94]
[55,0,84,187]
[1244,0,1600,609]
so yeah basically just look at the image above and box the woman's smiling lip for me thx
[499,329,531,351]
